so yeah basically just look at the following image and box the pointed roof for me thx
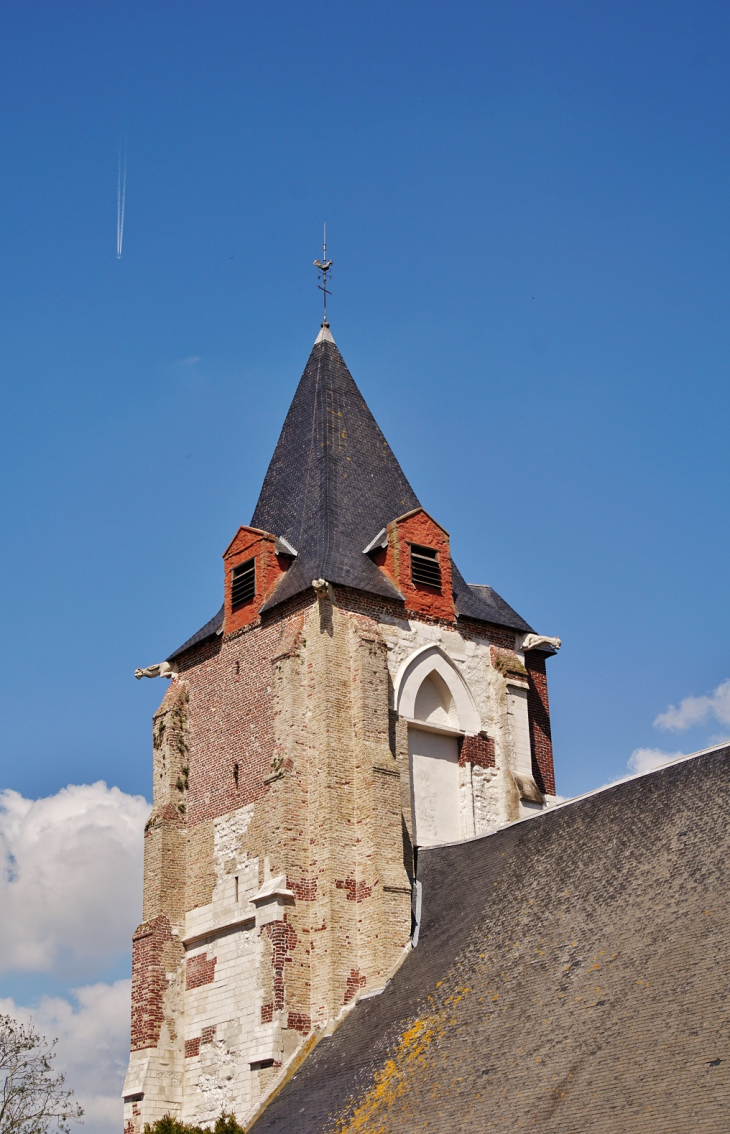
[252,330,418,609]
[167,328,532,660]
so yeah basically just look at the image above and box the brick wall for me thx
[381,509,455,622]
[159,590,412,1048]
[129,577,556,1128]
[182,615,302,828]
[130,914,181,1051]
[222,526,293,635]
[460,732,496,769]
[525,650,555,796]
[185,952,217,990]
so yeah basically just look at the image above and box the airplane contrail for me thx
[117,144,127,259]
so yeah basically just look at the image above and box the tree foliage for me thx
[143,1114,246,1134]
[0,1013,83,1134]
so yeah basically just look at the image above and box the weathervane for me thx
[314,224,333,325]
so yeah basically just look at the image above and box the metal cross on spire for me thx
[313,223,333,325]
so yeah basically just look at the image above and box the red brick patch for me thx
[130,915,176,1052]
[263,920,298,1010]
[344,968,367,1004]
[460,732,495,768]
[288,876,318,901]
[335,878,373,902]
[186,952,217,990]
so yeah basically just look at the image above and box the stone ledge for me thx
[181,915,256,948]
[513,772,543,805]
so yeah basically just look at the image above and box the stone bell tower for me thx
[123,320,560,1131]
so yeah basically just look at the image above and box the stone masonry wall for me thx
[126,583,557,1131]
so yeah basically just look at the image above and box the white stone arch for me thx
[394,644,481,735]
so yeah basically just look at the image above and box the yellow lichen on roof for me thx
[334,1015,438,1134]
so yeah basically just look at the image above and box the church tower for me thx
[123,319,559,1131]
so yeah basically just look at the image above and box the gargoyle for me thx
[521,634,562,652]
[134,661,177,680]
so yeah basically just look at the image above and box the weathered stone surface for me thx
[125,580,558,1129]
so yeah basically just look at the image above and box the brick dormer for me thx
[222,526,294,634]
[370,508,454,622]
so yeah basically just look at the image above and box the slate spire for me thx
[251,330,420,609]
[167,326,533,660]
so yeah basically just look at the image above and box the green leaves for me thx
[143,1113,246,1134]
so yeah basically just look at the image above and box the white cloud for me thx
[0,782,149,977]
[628,747,686,775]
[654,678,730,732]
[0,980,131,1134]
[172,355,201,367]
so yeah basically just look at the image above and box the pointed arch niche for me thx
[394,646,481,847]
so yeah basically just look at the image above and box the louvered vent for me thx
[410,544,441,589]
[231,557,256,609]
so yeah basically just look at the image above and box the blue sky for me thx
[0,5,729,1120]
[2,0,730,795]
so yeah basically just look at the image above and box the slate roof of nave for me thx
[249,744,730,1134]
[168,329,532,660]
